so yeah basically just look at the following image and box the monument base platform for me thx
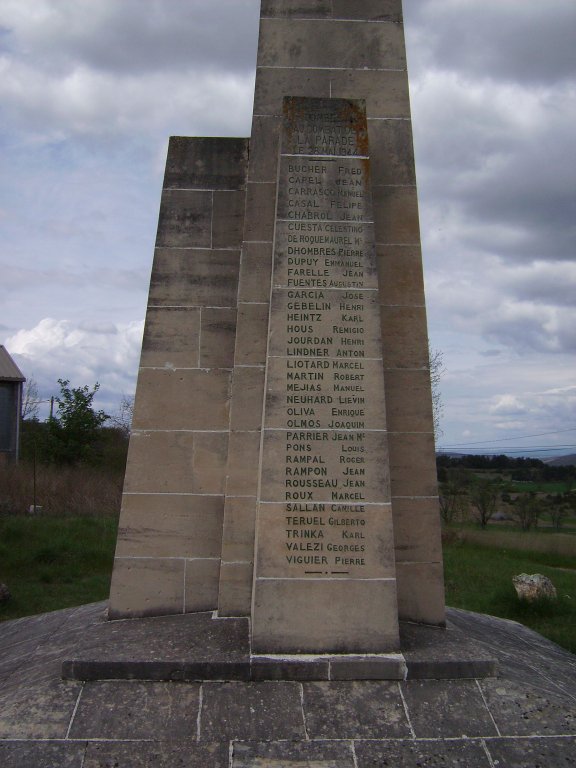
[61,609,497,683]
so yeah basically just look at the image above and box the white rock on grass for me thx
[512,573,557,602]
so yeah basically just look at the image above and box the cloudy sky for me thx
[1,0,574,455]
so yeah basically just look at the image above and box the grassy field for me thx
[1,515,575,655]
[0,515,117,621]
[444,540,576,654]
[505,481,572,494]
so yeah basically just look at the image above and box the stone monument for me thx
[109,0,445,654]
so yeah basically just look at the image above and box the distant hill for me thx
[544,454,576,467]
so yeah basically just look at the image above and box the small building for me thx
[0,346,25,465]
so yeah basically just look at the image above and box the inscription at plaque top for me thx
[251,98,399,654]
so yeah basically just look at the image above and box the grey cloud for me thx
[78,321,118,335]
[498,263,576,307]
[483,306,576,354]
[404,0,576,85]
[414,77,576,264]
[479,349,505,358]
[1,0,260,76]
[458,125,576,261]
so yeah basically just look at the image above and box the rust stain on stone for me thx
[337,98,369,156]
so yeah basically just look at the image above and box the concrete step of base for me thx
[61,611,498,682]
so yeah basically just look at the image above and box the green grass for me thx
[444,541,576,654]
[0,516,118,621]
[506,481,571,494]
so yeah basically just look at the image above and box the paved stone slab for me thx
[302,681,410,739]
[401,680,499,739]
[0,603,104,682]
[479,678,576,736]
[233,740,355,767]
[83,740,230,768]
[354,739,491,767]
[62,611,250,678]
[68,681,200,740]
[447,607,576,700]
[485,736,576,767]
[0,669,81,739]
[200,682,305,741]
[0,608,72,664]
[0,741,86,768]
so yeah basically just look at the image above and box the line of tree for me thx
[437,453,576,483]
[437,457,575,531]
[20,379,133,473]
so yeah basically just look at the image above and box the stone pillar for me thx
[250,96,399,653]
[110,0,445,632]
[109,137,248,618]
[218,0,444,627]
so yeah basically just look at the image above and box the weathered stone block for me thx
[163,136,249,191]
[252,579,400,653]
[185,559,221,612]
[131,368,231,431]
[258,19,406,70]
[237,242,273,303]
[330,70,410,118]
[109,558,184,619]
[261,0,332,19]
[140,306,200,369]
[225,431,261,497]
[332,0,403,22]
[376,245,425,306]
[392,497,443,564]
[213,190,246,248]
[384,369,435,433]
[218,561,254,616]
[368,119,416,184]
[234,304,269,366]
[220,497,257,563]
[229,366,266,431]
[200,308,237,368]
[387,431,438,498]
[114,494,224,559]
[244,183,276,241]
[379,305,430,369]
[248,117,281,182]
[149,248,240,307]
[372,185,420,244]
[156,190,212,248]
[396,562,446,626]
[254,67,331,116]
[123,431,228,495]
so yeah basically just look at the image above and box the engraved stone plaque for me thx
[251,98,400,653]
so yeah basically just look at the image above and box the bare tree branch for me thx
[109,394,134,438]
[21,376,40,421]
[429,346,445,440]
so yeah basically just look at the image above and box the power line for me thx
[437,445,576,456]
[439,426,576,449]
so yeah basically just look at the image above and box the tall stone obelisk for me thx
[109,0,445,648]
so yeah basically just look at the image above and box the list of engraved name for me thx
[275,156,378,576]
